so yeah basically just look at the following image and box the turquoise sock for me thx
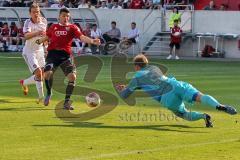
[183,111,205,121]
[200,95,220,109]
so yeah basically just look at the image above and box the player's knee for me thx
[67,73,76,82]
[44,71,52,80]
[34,68,43,81]
[193,92,203,102]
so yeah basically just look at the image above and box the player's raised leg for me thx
[179,81,237,115]
[21,51,45,103]
[194,93,237,115]
[19,78,30,95]
[20,53,35,96]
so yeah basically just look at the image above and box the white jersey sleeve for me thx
[23,19,31,33]
[41,17,47,27]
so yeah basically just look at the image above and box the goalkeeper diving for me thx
[116,54,237,127]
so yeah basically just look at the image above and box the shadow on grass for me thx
[33,122,208,133]
[0,106,55,111]
[0,99,29,104]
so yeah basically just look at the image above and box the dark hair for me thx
[92,23,97,27]
[133,54,149,68]
[111,21,116,25]
[60,8,70,14]
[131,22,136,25]
[74,22,80,28]
[173,7,179,14]
[10,22,16,26]
[47,23,53,29]
[174,19,178,23]
[29,3,40,13]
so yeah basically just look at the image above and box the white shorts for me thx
[22,49,45,73]
[2,37,8,41]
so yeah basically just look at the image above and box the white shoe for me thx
[166,55,172,59]
[175,56,180,60]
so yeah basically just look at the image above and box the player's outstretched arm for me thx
[24,31,46,40]
[118,85,135,99]
[115,84,132,99]
[80,35,101,46]
[115,84,126,93]
[35,36,49,45]
[116,78,139,99]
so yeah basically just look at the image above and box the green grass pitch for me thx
[0,53,240,160]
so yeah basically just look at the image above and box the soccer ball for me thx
[85,92,101,107]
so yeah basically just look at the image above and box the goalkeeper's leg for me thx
[181,81,237,115]
[194,93,237,115]
[173,103,213,128]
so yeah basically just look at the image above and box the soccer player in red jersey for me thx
[9,22,19,51]
[17,21,25,50]
[1,22,10,48]
[129,0,145,9]
[36,8,100,110]
[167,19,182,60]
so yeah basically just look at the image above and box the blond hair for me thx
[133,54,149,68]
[29,3,40,13]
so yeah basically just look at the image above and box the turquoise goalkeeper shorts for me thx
[160,77,199,112]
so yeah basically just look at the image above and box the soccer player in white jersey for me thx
[19,3,47,103]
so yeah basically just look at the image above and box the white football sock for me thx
[35,80,44,99]
[23,75,35,85]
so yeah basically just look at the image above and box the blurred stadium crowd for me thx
[0,0,239,54]
[0,19,139,54]
[0,0,193,9]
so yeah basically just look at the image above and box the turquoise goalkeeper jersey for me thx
[120,65,199,111]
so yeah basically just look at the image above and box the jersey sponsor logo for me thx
[55,30,67,36]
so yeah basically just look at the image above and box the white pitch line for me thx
[0,80,19,83]
[67,138,239,160]
[0,56,22,59]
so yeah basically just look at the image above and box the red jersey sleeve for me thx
[72,25,83,39]
[47,24,54,38]
[171,27,175,35]
[141,0,145,8]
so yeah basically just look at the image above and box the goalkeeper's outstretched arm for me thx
[116,77,138,99]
